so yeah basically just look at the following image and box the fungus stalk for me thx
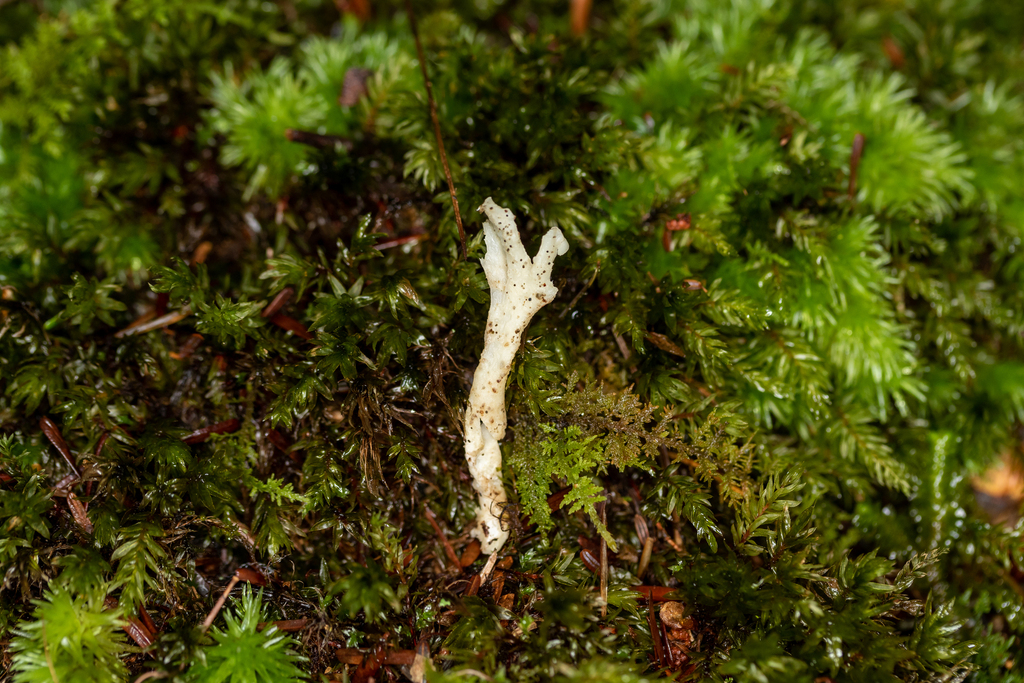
[465,198,569,554]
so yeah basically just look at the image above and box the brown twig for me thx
[598,501,609,619]
[202,574,241,632]
[336,648,416,666]
[570,0,592,36]
[647,595,664,666]
[848,132,866,201]
[261,287,294,318]
[285,128,354,151]
[115,307,191,338]
[478,552,499,585]
[405,0,466,260]
[268,313,313,340]
[182,419,241,445]
[423,506,462,569]
[258,618,309,632]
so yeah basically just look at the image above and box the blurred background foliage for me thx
[1,0,1023,680]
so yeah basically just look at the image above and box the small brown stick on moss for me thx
[424,506,462,570]
[284,128,353,151]
[598,500,609,619]
[115,307,191,338]
[405,0,466,260]
[570,0,592,36]
[201,574,241,632]
[646,595,664,666]
[848,132,866,200]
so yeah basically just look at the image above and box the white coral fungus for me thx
[464,198,569,554]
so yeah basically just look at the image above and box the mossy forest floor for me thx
[1,1,1024,682]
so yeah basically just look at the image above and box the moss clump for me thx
[1,1,1023,681]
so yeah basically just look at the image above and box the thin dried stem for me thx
[424,506,462,570]
[405,0,466,260]
[115,307,191,338]
[202,574,240,632]
[599,501,608,619]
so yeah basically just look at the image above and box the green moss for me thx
[1,0,1023,681]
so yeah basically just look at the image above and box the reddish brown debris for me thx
[460,539,482,568]
[599,502,609,619]
[40,416,80,477]
[848,132,866,200]
[191,241,213,265]
[647,597,664,666]
[646,331,686,358]
[548,486,571,512]
[351,650,386,683]
[182,419,241,445]
[123,616,154,649]
[424,507,462,570]
[266,428,292,453]
[666,213,691,232]
[882,36,905,70]
[490,570,505,600]
[261,287,294,318]
[373,235,424,251]
[201,574,241,632]
[336,648,417,666]
[405,0,465,259]
[115,308,190,338]
[94,431,110,458]
[258,618,308,632]
[638,536,655,579]
[53,472,80,493]
[139,605,159,636]
[663,213,692,251]
[682,279,705,292]
[633,586,680,602]
[67,492,93,533]
[634,513,650,546]
[154,292,170,317]
[170,333,204,360]
[235,566,268,585]
[570,0,592,36]
[105,597,154,649]
[284,128,353,151]
[660,602,697,671]
[334,0,370,21]
[269,313,313,340]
